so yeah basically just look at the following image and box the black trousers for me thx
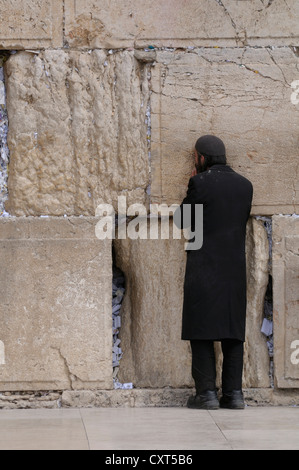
[190,339,244,394]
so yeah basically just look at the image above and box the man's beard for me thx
[195,157,208,173]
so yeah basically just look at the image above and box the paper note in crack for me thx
[0,82,5,105]
[261,318,273,337]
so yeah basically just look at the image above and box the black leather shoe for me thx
[220,390,245,409]
[187,390,219,410]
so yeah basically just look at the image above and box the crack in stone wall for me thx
[0,52,10,217]
[256,217,274,386]
[112,259,133,390]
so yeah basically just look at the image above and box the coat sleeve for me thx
[181,177,197,205]
[174,177,197,230]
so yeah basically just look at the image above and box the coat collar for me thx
[208,164,234,173]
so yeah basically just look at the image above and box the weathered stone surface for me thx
[115,217,271,388]
[244,218,271,387]
[4,47,299,217]
[64,0,299,49]
[2,387,299,409]
[216,218,271,388]
[273,215,299,388]
[151,47,299,215]
[0,0,63,49]
[62,389,194,408]
[5,50,150,216]
[61,388,299,408]
[0,0,297,50]
[0,391,62,409]
[114,227,192,389]
[0,217,113,391]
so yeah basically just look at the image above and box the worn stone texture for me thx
[0,392,62,409]
[0,0,297,50]
[0,0,63,49]
[115,217,271,389]
[243,218,271,387]
[0,0,297,402]
[64,0,299,49]
[4,47,299,217]
[2,387,299,409]
[0,217,113,391]
[115,226,191,389]
[216,218,271,388]
[151,47,299,215]
[272,215,299,388]
[61,388,299,408]
[4,50,150,216]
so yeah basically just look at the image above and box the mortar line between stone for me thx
[21,45,299,54]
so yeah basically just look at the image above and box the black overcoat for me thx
[180,164,253,342]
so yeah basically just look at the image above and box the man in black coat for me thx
[179,135,253,410]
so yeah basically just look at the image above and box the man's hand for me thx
[191,167,197,178]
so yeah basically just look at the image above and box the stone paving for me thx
[0,406,299,450]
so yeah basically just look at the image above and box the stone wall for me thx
[0,0,299,406]
[4,46,299,216]
[0,217,112,391]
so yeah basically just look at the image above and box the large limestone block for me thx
[114,230,192,389]
[115,217,270,388]
[64,0,299,49]
[0,217,113,391]
[151,47,299,215]
[273,215,299,388]
[5,50,150,216]
[0,0,63,49]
